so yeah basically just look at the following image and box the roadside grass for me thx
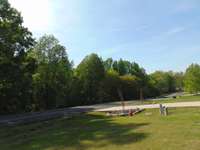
[1,107,200,150]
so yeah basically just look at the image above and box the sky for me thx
[8,0,200,73]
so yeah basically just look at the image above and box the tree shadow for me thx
[0,113,149,150]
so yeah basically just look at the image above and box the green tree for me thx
[167,71,176,93]
[103,58,149,99]
[120,74,139,100]
[0,0,34,114]
[76,53,105,104]
[112,59,130,75]
[150,71,176,94]
[98,69,121,102]
[30,35,72,109]
[184,64,200,93]
[174,72,184,91]
[103,58,113,71]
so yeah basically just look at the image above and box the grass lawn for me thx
[1,107,200,150]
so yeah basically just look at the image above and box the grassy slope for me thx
[1,107,200,150]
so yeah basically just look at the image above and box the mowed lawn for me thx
[1,108,200,150]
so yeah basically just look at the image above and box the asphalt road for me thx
[0,107,93,126]
[96,101,200,112]
[1,98,200,126]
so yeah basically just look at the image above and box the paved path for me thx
[96,101,200,112]
[1,101,200,126]
[0,107,93,126]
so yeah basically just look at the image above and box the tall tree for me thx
[150,71,176,94]
[98,69,121,102]
[76,53,105,104]
[174,72,184,91]
[120,74,139,100]
[30,35,72,109]
[103,58,113,71]
[0,0,34,114]
[184,64,200,93]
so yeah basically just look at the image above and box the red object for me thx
[128,109,133,116]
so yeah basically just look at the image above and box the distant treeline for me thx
[1,0,200,114]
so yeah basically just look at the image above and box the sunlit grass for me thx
[1,107,200,150]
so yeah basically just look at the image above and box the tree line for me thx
[1,0,200,114]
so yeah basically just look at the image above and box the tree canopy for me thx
[184,64,200,93]
[30,35,73,109]
[0,0,199,114]
[0,0,34,113]
[76,53,105,104]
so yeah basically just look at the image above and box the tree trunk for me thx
[117,88,125,113]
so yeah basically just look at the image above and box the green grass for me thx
[1,107,200,150]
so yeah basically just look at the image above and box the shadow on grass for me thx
[0,113,149,150]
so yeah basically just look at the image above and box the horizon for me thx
[9,0,200,73]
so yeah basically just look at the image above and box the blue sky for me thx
[9,0,200,73]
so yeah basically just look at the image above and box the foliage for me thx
[97,69,121,102]
[0,0,34,113]
[104,58,146,78]
[119,74,139,100]
[30,35,73,110]
[0,0,198,114]
[150,71,176,94]
[174,72,184,91]
[184,64,200,93]
[76,53,105,104]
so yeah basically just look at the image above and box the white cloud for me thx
[9,0,54,33]
[166,27,186,36]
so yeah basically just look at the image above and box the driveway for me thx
[1,101,200,126]
[0,107,93,126]
[96,101,200,112]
